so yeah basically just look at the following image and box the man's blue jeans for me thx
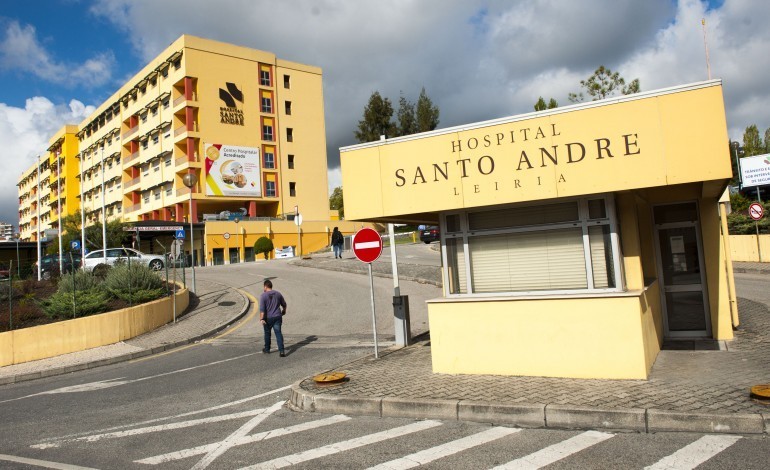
[263,317,284,353]
[333,244,342,258]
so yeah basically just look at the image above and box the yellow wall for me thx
[203,219,368,263]
[0,288,188,367]
[341,82,732,222]
[730,234,770,262]
[428,291,656,379]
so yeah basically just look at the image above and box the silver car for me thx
[83,248,165,271]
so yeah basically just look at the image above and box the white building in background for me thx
[0,222,14,241]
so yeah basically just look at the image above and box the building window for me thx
[289,182,296,197]
[288,154,294,169]
[151,106,158,116]
[443,196,621,296]
[166,186,172,196]
[154,191,161,200]
[152,134,159,145]
[286,128,293,142]
[285,101,292,115]
[173,58,181,69]
[141,113,147,123]
[262,124,273,141]
[265,181,276,197]
[261,96,272,113]
[162,98,169,108]
[165,157,171,167]
[264,151,275,169]
[141,140,149,150]
[143,192,150,204]
[260,69,271,86]
[283,74,290,89]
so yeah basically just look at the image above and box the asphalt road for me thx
[0,261,767,469]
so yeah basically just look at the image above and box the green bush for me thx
[40,289,110,319]
[103,263,166,303]
[255,236,274,259]
[57,270,103,294]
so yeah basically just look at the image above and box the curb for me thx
[0,285,251,386]
[290,259,442,287]
[289,381,770,435]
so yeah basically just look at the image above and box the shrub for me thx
[40,289,110,319]
[103,263,166,303]
[255,236,274,259]
[57,270,103,294]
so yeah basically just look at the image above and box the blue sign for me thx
[71,240,81,251]
[175,229,186,239]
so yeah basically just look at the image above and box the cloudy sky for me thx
[1,0,768,227]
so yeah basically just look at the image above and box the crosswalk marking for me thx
[644,435,742,469]
[492,430,614,469]
[135,415,351,465]
[191,402,283,470]
[367,426,521,469]
[238,420,443,470]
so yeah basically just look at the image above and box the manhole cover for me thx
[313,372,347,385]
[750,384,770,404]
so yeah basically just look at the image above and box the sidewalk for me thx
[0,278,250,385]
[290,254,770,435]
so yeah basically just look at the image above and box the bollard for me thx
[393,295,411,346]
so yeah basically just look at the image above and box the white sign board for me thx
[204,143,262,197]
[739,153,770,188]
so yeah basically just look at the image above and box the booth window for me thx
[443,196,621,296]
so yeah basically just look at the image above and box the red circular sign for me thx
[749,202,764,221]
[352,228,383,264]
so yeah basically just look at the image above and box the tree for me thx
[354,91,396,143]
[329,186,344,218]
[415,87,440,133]
[764,127,770,153]
[396,94,417,136]
[534,97,558,111]
[254,236,274,259]
[743,125,764,157]
[568,66,640,103]
[46,212,128,255]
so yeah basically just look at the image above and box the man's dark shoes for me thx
[262,349,270,354]
[279,352,286,357]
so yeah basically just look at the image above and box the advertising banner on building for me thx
[739,153,770,188]
[204,143,262,196]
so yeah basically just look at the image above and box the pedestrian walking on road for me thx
[331,227,344,259]
[259,279,287,356]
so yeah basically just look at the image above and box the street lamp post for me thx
[234,217,240,264]
[14,232,20,277]
[100,145,107,265]
[182,172,198,293]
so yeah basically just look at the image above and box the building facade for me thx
[17,35,341,260]
[341,80,737,380]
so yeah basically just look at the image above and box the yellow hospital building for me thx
[17,35,356,264]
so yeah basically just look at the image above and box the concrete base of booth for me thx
[427,282,661,380]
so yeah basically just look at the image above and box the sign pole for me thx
[368,262,379,358]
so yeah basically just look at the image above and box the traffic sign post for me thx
[749,202,765,262]
[353,228,384,358]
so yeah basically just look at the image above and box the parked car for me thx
[420,226,440,244]
[33,253,82,280]
[83,248,165,272]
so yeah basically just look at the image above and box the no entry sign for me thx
[749,202,764,221]
[353,228,383,263]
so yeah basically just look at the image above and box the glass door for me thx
[653,203,711,337]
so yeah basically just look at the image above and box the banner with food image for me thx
[204,143,262,196]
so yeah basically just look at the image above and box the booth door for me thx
[653,203,711,338]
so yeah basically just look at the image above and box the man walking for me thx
[259,279,287,357]
[331,226,344,259]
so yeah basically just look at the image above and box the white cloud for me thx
[0,20,115,87]
[0,98,95,225]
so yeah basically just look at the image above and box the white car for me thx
[83,248,165,271]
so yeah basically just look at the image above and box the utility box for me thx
[393,295,411,346]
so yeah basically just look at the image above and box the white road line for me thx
[3,352,257,404]
[136,414,351,465]
[191,401,283,470]
[78,408,274,443]
[0,453,99,470]
[644,435,742,470]
[32,385,291,448]
[367,426,521,469]
[492,430,614,469]
[239,420,443,470]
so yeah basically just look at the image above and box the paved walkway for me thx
[289,256,770,434]
[1,254,768,435]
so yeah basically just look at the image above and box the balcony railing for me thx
[176,187,191,197]
[124,151,140,164]
[122,126,139,140]
[125,177,141,188]
[124,203,141,213]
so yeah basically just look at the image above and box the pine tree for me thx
[568,66,640,103]
[415,87,440,133]
[396,94,417,136]
[354,92,396,143]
